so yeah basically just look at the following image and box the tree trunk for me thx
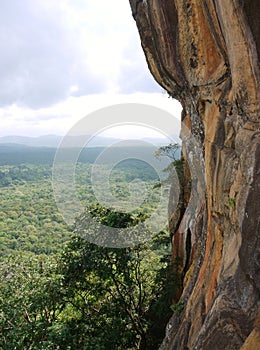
[129,1,260,349]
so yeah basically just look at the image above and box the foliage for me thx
[0,205,175,349]
[154,143,181,161]
[0,146,182,349]
[0,161,160,257]
[56,205,173,349]
[154,143,183,184]
[0,253,64,349]
[228,197,235,208]
[170,300,185,315]
[0,165,71,256]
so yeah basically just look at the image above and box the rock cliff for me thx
[129,1,260,349]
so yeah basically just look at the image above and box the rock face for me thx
[129,1,260,349]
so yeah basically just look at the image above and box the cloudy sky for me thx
[0,0,182,137]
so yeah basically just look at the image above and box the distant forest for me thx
[0,144,169,165]
[0,144,181,349]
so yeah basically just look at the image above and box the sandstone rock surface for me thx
[129,1,260,349]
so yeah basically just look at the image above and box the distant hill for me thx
[0,144,57,165]
[0,134,178,148]
[0,144,179,166]
[0,134,180,166]
[0,135,62,148]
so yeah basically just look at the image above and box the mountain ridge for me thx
[0,134,175,148]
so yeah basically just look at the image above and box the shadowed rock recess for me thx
[129,1,260,349]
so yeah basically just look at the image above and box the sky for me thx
[0,0,182,138]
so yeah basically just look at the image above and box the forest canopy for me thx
[0,144,181,349]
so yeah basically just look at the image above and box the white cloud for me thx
[0,0,181,137]
[0,0,158,108]
[0,93,182,137]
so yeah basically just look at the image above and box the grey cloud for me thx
[118,65,161,94]
[0,0,104,108]
[118,37,160,94]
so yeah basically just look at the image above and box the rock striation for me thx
[129,1,260,349]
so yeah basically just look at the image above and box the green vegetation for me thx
[228,197,235,209]
[0,165,71,256]
[154,143,183,182]
[170,300,185,315]
[0,145,181,349]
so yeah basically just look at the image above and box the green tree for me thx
[0,253,64,349]
[0,205,178,350]
[57,204,173,349]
